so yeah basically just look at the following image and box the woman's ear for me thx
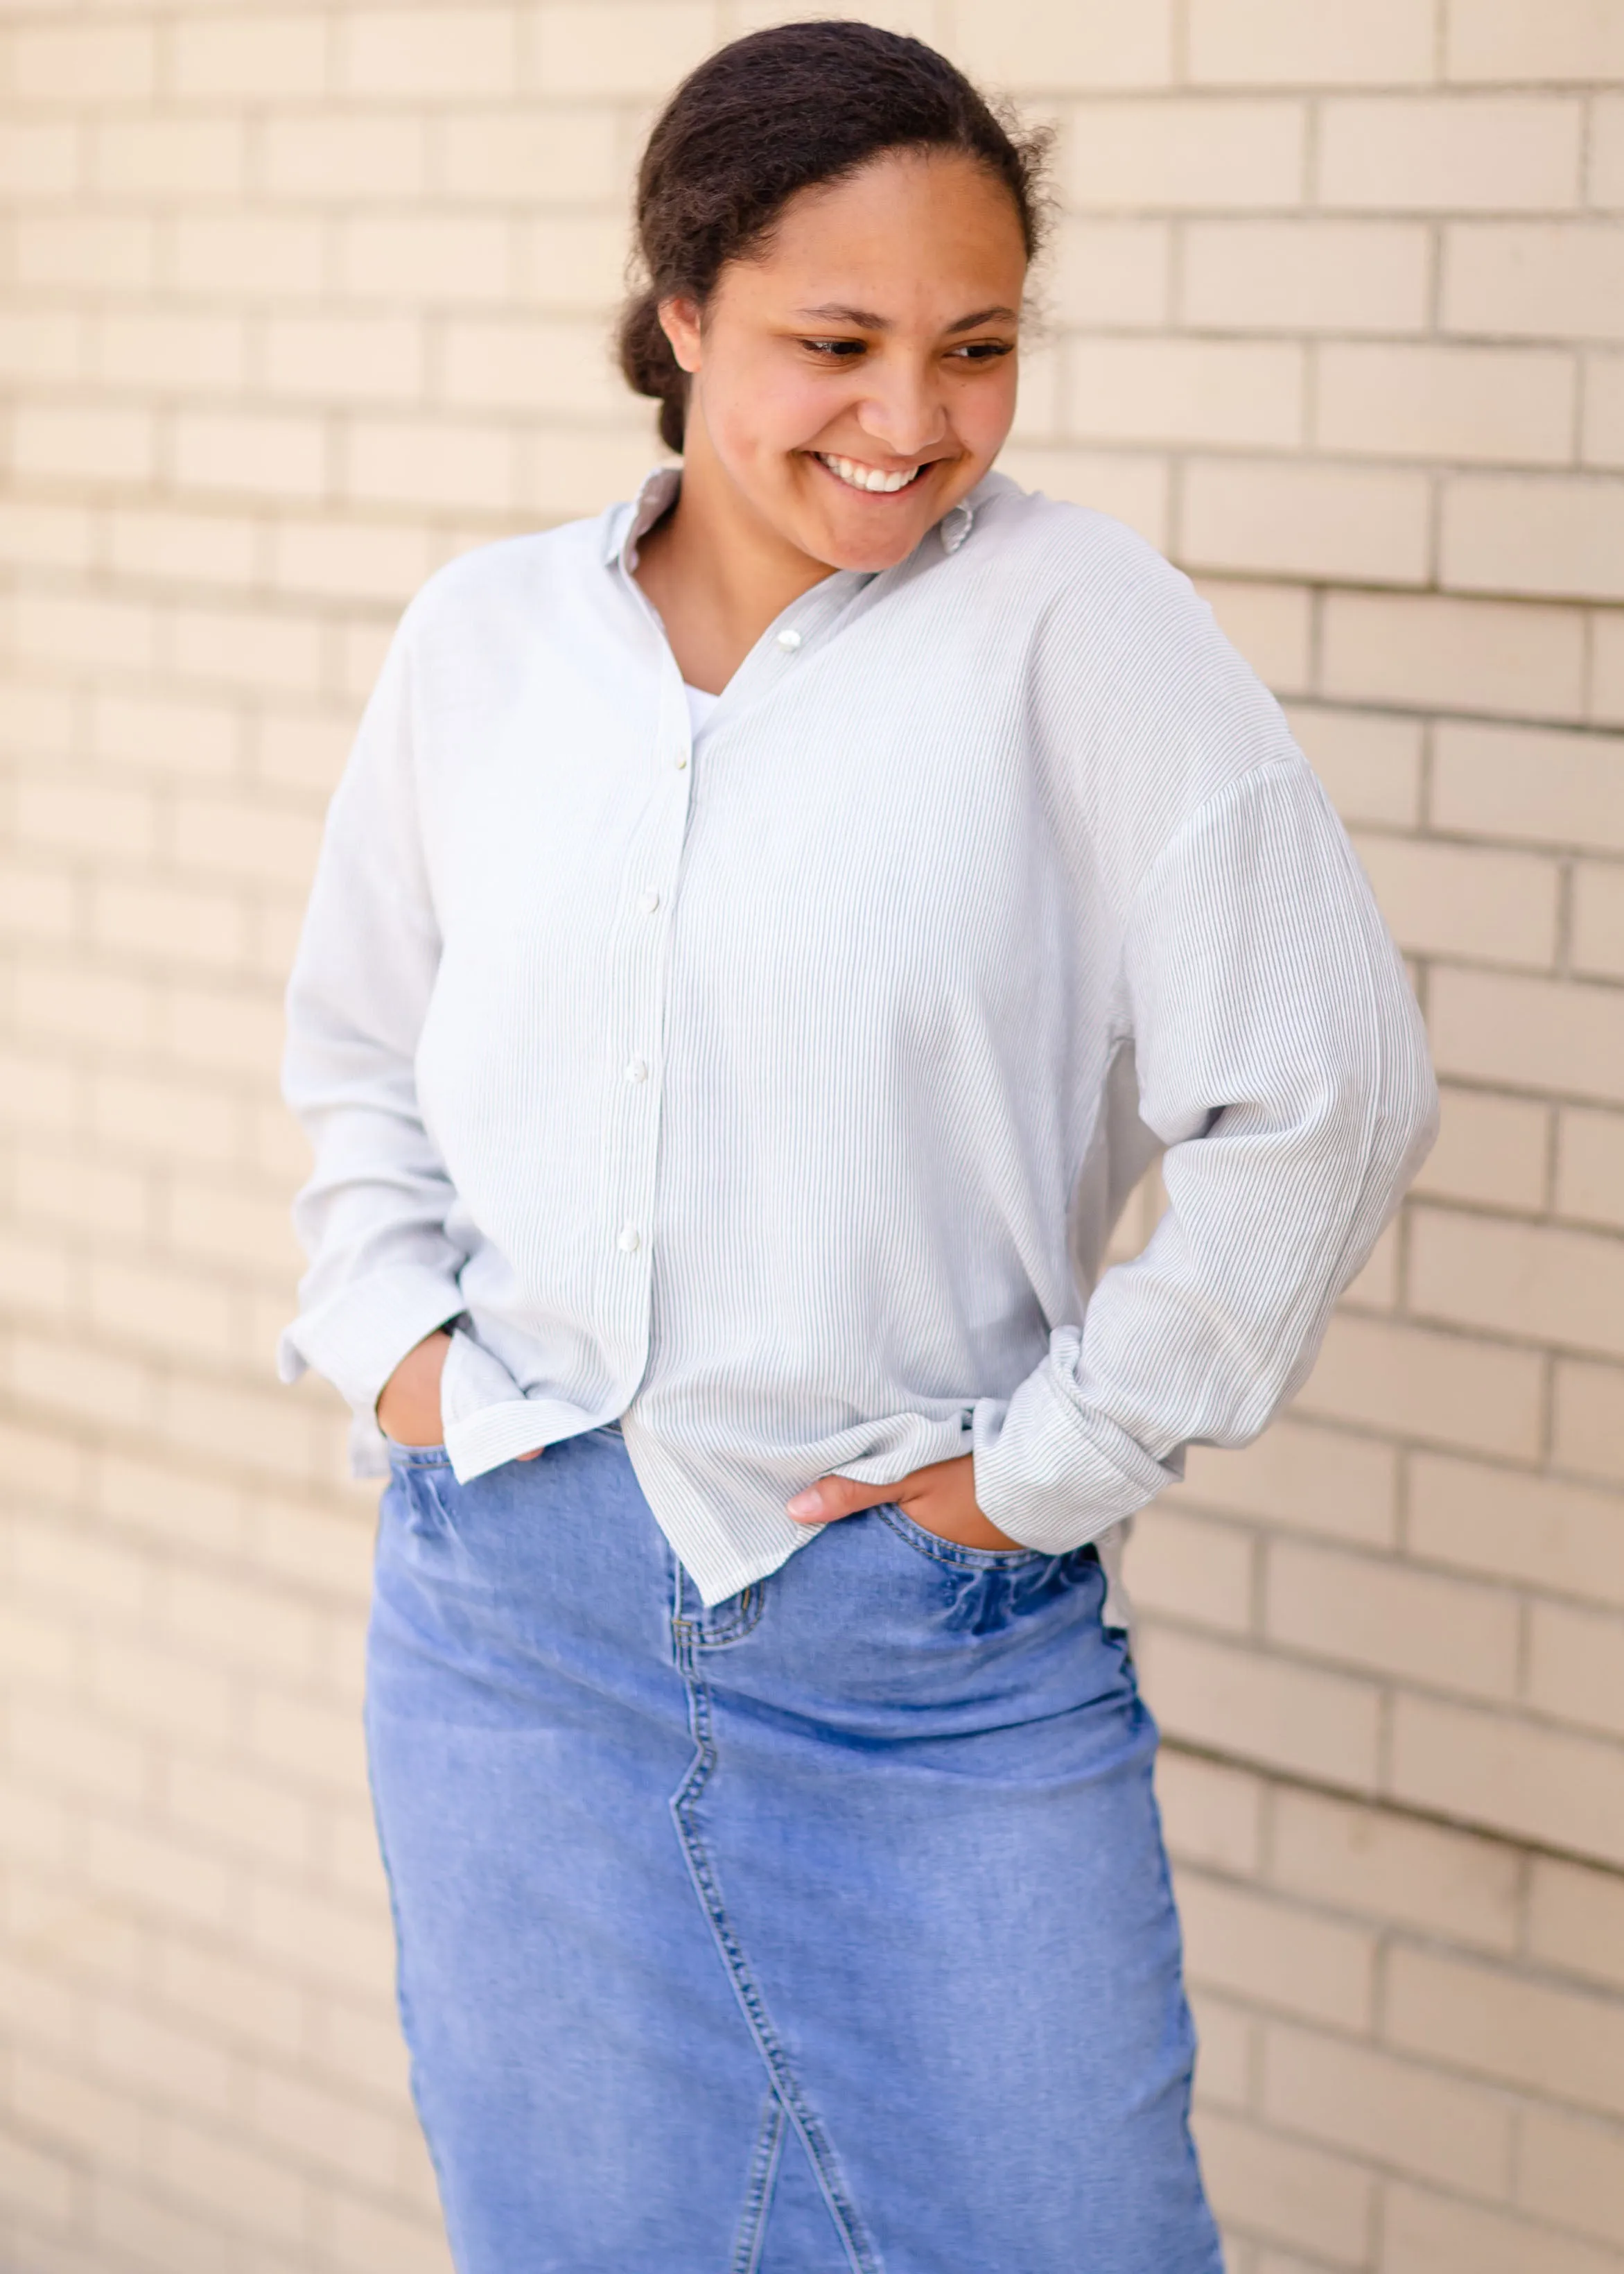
[658,295,704,376]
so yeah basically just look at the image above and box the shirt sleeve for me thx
[276,607,469,1424]
[971,754,1439,1554]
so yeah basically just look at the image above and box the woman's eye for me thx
[949,340,1015,363]
[802,338,866,359]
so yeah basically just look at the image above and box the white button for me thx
[625,1057,649,1084]
[776,627,802,650]
[675,753,688,769]
[617,1224,641,1253]
[640,889,661,914]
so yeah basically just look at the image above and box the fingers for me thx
[785,1475,893,1525]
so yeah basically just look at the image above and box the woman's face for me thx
[660,149,1029,574]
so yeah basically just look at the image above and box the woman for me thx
[279,21,1436,2274]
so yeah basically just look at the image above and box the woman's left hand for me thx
[787,1453,1024,1551]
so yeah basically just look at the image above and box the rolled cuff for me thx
[276,1262,467,1418]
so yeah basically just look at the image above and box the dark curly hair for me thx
[617,20,1049,453]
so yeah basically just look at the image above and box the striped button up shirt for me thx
[279,467,1438,1607]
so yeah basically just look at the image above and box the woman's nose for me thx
[853,370,948,459]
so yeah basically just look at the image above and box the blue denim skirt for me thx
[366,1427,1223,2274]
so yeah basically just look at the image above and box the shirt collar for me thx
[603,462,990,573]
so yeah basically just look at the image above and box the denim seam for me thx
[874,1500,1047,1573]
[729,2090,786,2274]
[668,1612,881,2274]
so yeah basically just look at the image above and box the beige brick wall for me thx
[1,1,1622,2268]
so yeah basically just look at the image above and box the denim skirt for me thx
[365,1426,1223,2274]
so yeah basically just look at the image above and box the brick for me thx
[1389,1938,1624,2110]
[1574,860,1624,978]
[263,313,426,404]
[328,2191,454,2274]
[441,317,624,417]
[1597,611,1624,726]
[173,410,327,504]
[1180,458,1429,585]
[96,311,246,394]
[1316,342,1575,465]
[16,214,156,294]
[15,770,159,865]
[262,111,427,200]
[14,23,157,105]
[1353,831,1560,968]
[1413,1086,1549,1210]
[1390,1692,1624,1866]
[0,309,84,385]
[1194,2108,1373,2266]
[166,1174,302,1276]
[1544,1350,1624,1474]
[0,1045,80,1140]
[247,1880,395,2003]
[89,1632,232,1748]
[1189,0,1435,83]
[1557,1105,1624,1228]
[1277,708,1417,831]
[1322,591,1586,721]
[254,706,356,797]
[1135,1622,1381,1789]
[91,689,241,781]
[243,1493,376,1604]
[524,421,687,523]
[168,605,324,698]
[152,2115,307,2250]
[0,859,77,946]
[1295,1310,1545,1459]
[1186,1987,1256,2110]
[1528,1595,1624,1737]
[107,510,259,593]
[530,3,722,98]
[171,791,324,891]
[1319,94,1582,211]
[12,403,154,487]
[1443,475,1624,604]
[1519,2103,1624,2252]
[12,1513,150,1621]
[0,119,80,201]
[1273,1785,1520,1950]
[1432,720,1624,853]
[516,211,637,313]
[1595,97,1624,207]
[15,2053,146,2176]
[1171,1421,1399,1549]
[250,2069,400,2189]
[87,1255,236,1360]
[439,103,621,201]
[1447,0,1624,82]
[1263,2023,1513,2195]
[246,1685,367,1795]
[1121,1502,1254,1631]
[995,446,1170,550]
[171,15,329,101]
[1530,1855,1624,1993]
[14,957,157,1057]
[0,2129,74,2228]
[270,518,434,605]
[1585,352,1624,466]
[337,8,517,98]
[161,978,290,1078]
[83,1816,231,1930]
[171,214,326,302]
[1155,1748,1266,1873]
[1265,1536,1520,1699]
[1384,2180,1623,2274]
[157,1937,303,2061]
[1047,219,1171,327]
[165,1757,310,1872]
[91,117,245,200]
[1180,1869,1377,2030]
[1181,218,1429,334]
[1411,1204,1624,1359]
[92,1999,234,2119]
[955,0,1171,87]
[1063,98,1307,211]
[96,1448,248,1559]
[1189,576,1311,692]
[89,2175,236,2273]
[344,417,518,514]
[1445,222,1624,342]
[0,499,95,573]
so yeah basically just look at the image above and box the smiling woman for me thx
[278,18,1437,2274]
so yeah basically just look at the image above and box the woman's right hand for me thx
[376,1328,452,1446]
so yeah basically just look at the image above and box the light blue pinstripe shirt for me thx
[279,469,1437,1606]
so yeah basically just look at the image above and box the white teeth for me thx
[818,453,923,494]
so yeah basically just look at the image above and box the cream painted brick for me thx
[1262,2024,1514,2196]
[1155,1748,1267,1873]
[1341,1216,1402,1311]
[337,8,517,98]
[89,2177,236,2273]
[243,1494,377,1604]
[1446,221,1624,341]
[10,1700,150,1809]
[1584,352,1624,465]
[442,316,624,417]
[1557,1104,1624,1227]
[12,403,154,486]
[97,1448,250,1559]
[0,2130,75,2230]
[1594,95,1624,205]
[91,689,241,781]
[1265,1537,1521,1699]
[161,977,288,1079]
[168,604,324,698]
[0,860,77,946]
[263,313,426,404]
[1171,1420,1399,1546]
[1319,94,1583,210]
[15,2052,146,2179]
[1352,831,1560,968]
[262,111,427,201]
[1316,342,1575,464]
[1384,2180,1623,2274]
[328,2192,455,2274]
[14,23,157,105]
[1320,591,1586,721]
[1195,2107,1374,2266]
[12,1513,150,1622]
[337,211,511,304]
[1295,1310,1545,1458]
[151,2116,308,2253]
[1597,611,1624,725]
[993,446,1170,549]
[439,105,622,202]
[1530,1856,1624,1993]
[1433,720,1624,853]
[344,417,518,513]
[157,1937,303,2062]
[171,792,323,892]
[14,957,158,1056]
[955,0,1171,87]
[165,1756,311,1871]
[0,498,94,572]
[1411,1204,1624,1357]
[1574,860,1624,978]
[246,1685,367,1795]
[165,1567,316,1683]
[0,679,78,756]
[87,1252,236,1362]
[166,1174,302,1276]
[1519,2103,1624,2252]
[255,706,356,796]
[1189,577,1312,691]
[1182,218,1430,333]
[92,1998,234,2120]
[0,309,84,385]
[1179,1871,1377,2031]
[173,409,327,503]
[518,212,638,312]
[1528,1595,1624,1736]
[89,1631,232,1748]
[171,15,329,102]
[1063,98,1307,211]
[1135,1622,1381,1789]
[1413,1086,1549,1210]
[107,509,259,593]
[0,121,79,206]
[1120,1502,1254,1631]
[1447,0,1624,81]
[1271,1785,1520,1950]
[1444,474,1624,602]
[1285,706,1423,829]
[1388,1940,1624,2110]
[83,1816,231,1931]
[91,117,245,200]
[1390,1691,1624,1866]
[270,518,434,605]
[530,3,720,97]
[1191,0,1436,83]
[250,2068,401,2189]
[96,310,247,394]
[0,1048,80,1141]
[1180,458,1429,584]
[247,1881,395,2003]
[16,214,156,294]
[171,214,326,301]
[1047,219,1171,327]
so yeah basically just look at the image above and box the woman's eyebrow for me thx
[790,302,1019,331]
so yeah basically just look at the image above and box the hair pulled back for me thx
[617,20,1048,453]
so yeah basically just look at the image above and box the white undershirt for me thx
[684,682,719,737]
